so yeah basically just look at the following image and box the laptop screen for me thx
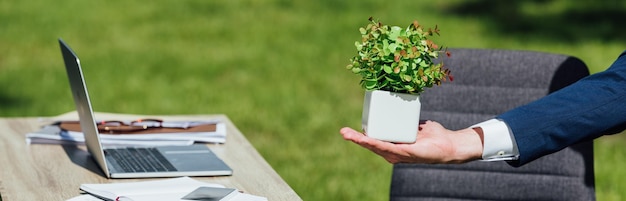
[59,38,111,176]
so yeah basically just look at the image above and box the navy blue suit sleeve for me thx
[498,51,626,166]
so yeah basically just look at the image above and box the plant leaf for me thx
[388,26,402,40]
[383,65,392,74]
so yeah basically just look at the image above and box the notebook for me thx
[58,38,233,178]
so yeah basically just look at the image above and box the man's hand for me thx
[340,121,483,164]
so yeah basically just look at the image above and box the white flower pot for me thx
[362,90,420,143]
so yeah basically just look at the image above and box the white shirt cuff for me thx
[471,119,519,161]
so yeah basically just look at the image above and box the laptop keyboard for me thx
[105,147,177,172]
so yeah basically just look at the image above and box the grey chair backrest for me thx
[390,48,595,201]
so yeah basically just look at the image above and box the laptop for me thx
[58,38,233,178]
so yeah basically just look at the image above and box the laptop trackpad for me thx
[157,145,228,171]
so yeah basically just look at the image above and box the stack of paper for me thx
[66,177,267,201]
[26,120,227,146]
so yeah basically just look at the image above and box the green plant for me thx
[346,17,452,94]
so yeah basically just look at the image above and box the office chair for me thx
[390,48,595,201]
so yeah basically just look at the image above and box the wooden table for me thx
[0,112,301,201]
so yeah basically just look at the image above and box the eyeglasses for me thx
[97,118,211,133]
[58,119,216,134]
[97,119,165,133]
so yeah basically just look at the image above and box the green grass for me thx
[1,0,625,200]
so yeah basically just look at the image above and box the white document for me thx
[72,177,267,201]
[67,193,267,201]
[26,120,226,146]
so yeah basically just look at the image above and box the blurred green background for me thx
[1,0,625,200]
